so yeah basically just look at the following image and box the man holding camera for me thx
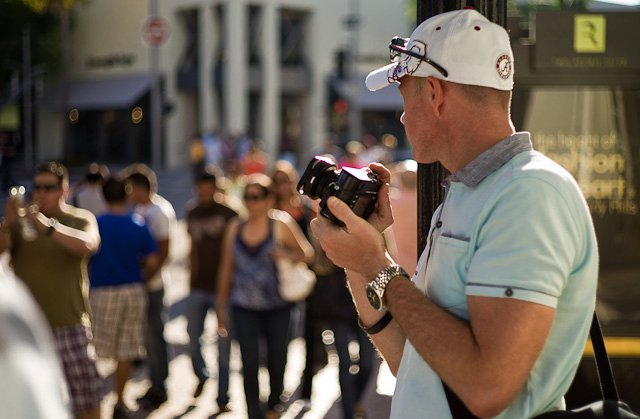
[0,161,103,419]
[311,9,598,418]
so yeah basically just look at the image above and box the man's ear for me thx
[426,77,446,117]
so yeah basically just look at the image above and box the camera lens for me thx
[297,156,339,200]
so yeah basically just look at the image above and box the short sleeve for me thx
[65,207,100,245]
[148,207,171,241]
[466,176,583,308]
[68,208,95,233]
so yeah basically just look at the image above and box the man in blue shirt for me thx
[311,9,598,418]
[90,177,158,418]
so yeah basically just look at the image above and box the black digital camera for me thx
[297,156,380,225]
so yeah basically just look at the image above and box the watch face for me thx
[366,285,382,311]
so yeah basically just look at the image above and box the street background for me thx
[102,167,394,419]
[0,166,394,419]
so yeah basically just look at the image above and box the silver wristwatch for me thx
[46,217,58,236]
[366,264,410,312]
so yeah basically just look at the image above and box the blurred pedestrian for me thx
[305,233,375,419]
[184,166,238,411]
[303,133,344,169]
[0,161,102,419]
[89,177,159,418]
[203,129,227,169]
[124,163,177,410]
[69,162,110,216]
[240,141,269,175]
[0,268,70,419]
[269,160,328,407]
[0,131,18,192]
[339,141,365,169]
[388,160,418,274]
[270,160,310,235]
[359,134,387,165]
[216,174,313,419]
[270,160,313,339]
[189,133,206,179]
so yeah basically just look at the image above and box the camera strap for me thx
[443,383,478,418]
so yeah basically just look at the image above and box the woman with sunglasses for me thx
[270,160,309,237]
[216,173,314,419]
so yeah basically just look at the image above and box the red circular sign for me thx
[143,16,170,47]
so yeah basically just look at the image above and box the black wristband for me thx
[358,311,393,335]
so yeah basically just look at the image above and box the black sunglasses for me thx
[389,36,448,78]
[244,193,267,201]
[33,183,61,192]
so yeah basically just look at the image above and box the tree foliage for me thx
[22,0,77,12]
[0,0,59,89]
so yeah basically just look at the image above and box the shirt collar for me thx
[448,132,532,187]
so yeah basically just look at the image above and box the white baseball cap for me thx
[365,9,514,92]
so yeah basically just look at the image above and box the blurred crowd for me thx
[187,130,407,180]
[0,132,418,419]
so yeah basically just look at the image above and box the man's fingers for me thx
[377,183,392,218]
[369,162,391,184]
[327,197,360,227]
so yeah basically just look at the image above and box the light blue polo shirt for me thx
[391,132,599,418]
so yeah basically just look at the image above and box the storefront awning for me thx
[332,76,403,111]
[39,74,156,111]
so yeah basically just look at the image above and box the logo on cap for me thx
[496,54,512,80]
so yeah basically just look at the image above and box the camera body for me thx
[297,156,380,225]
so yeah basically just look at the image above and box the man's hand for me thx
[3,196,21,227]
[311,197,390,280]
[26,208,51,235]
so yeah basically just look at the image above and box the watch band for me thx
[358,311,393,335]
[367,264,410,311]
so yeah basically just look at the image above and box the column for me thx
[224,0,248,134]
[199,1,218,132]
[301,11,322,162]
[260,2,281,161]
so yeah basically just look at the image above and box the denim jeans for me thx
[146,289,169,394]
[301,312,327,399]
[232,305,292,419]
[186,289,231,406]
[332,321,375,419]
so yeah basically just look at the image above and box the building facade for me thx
[36,0,409,169]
